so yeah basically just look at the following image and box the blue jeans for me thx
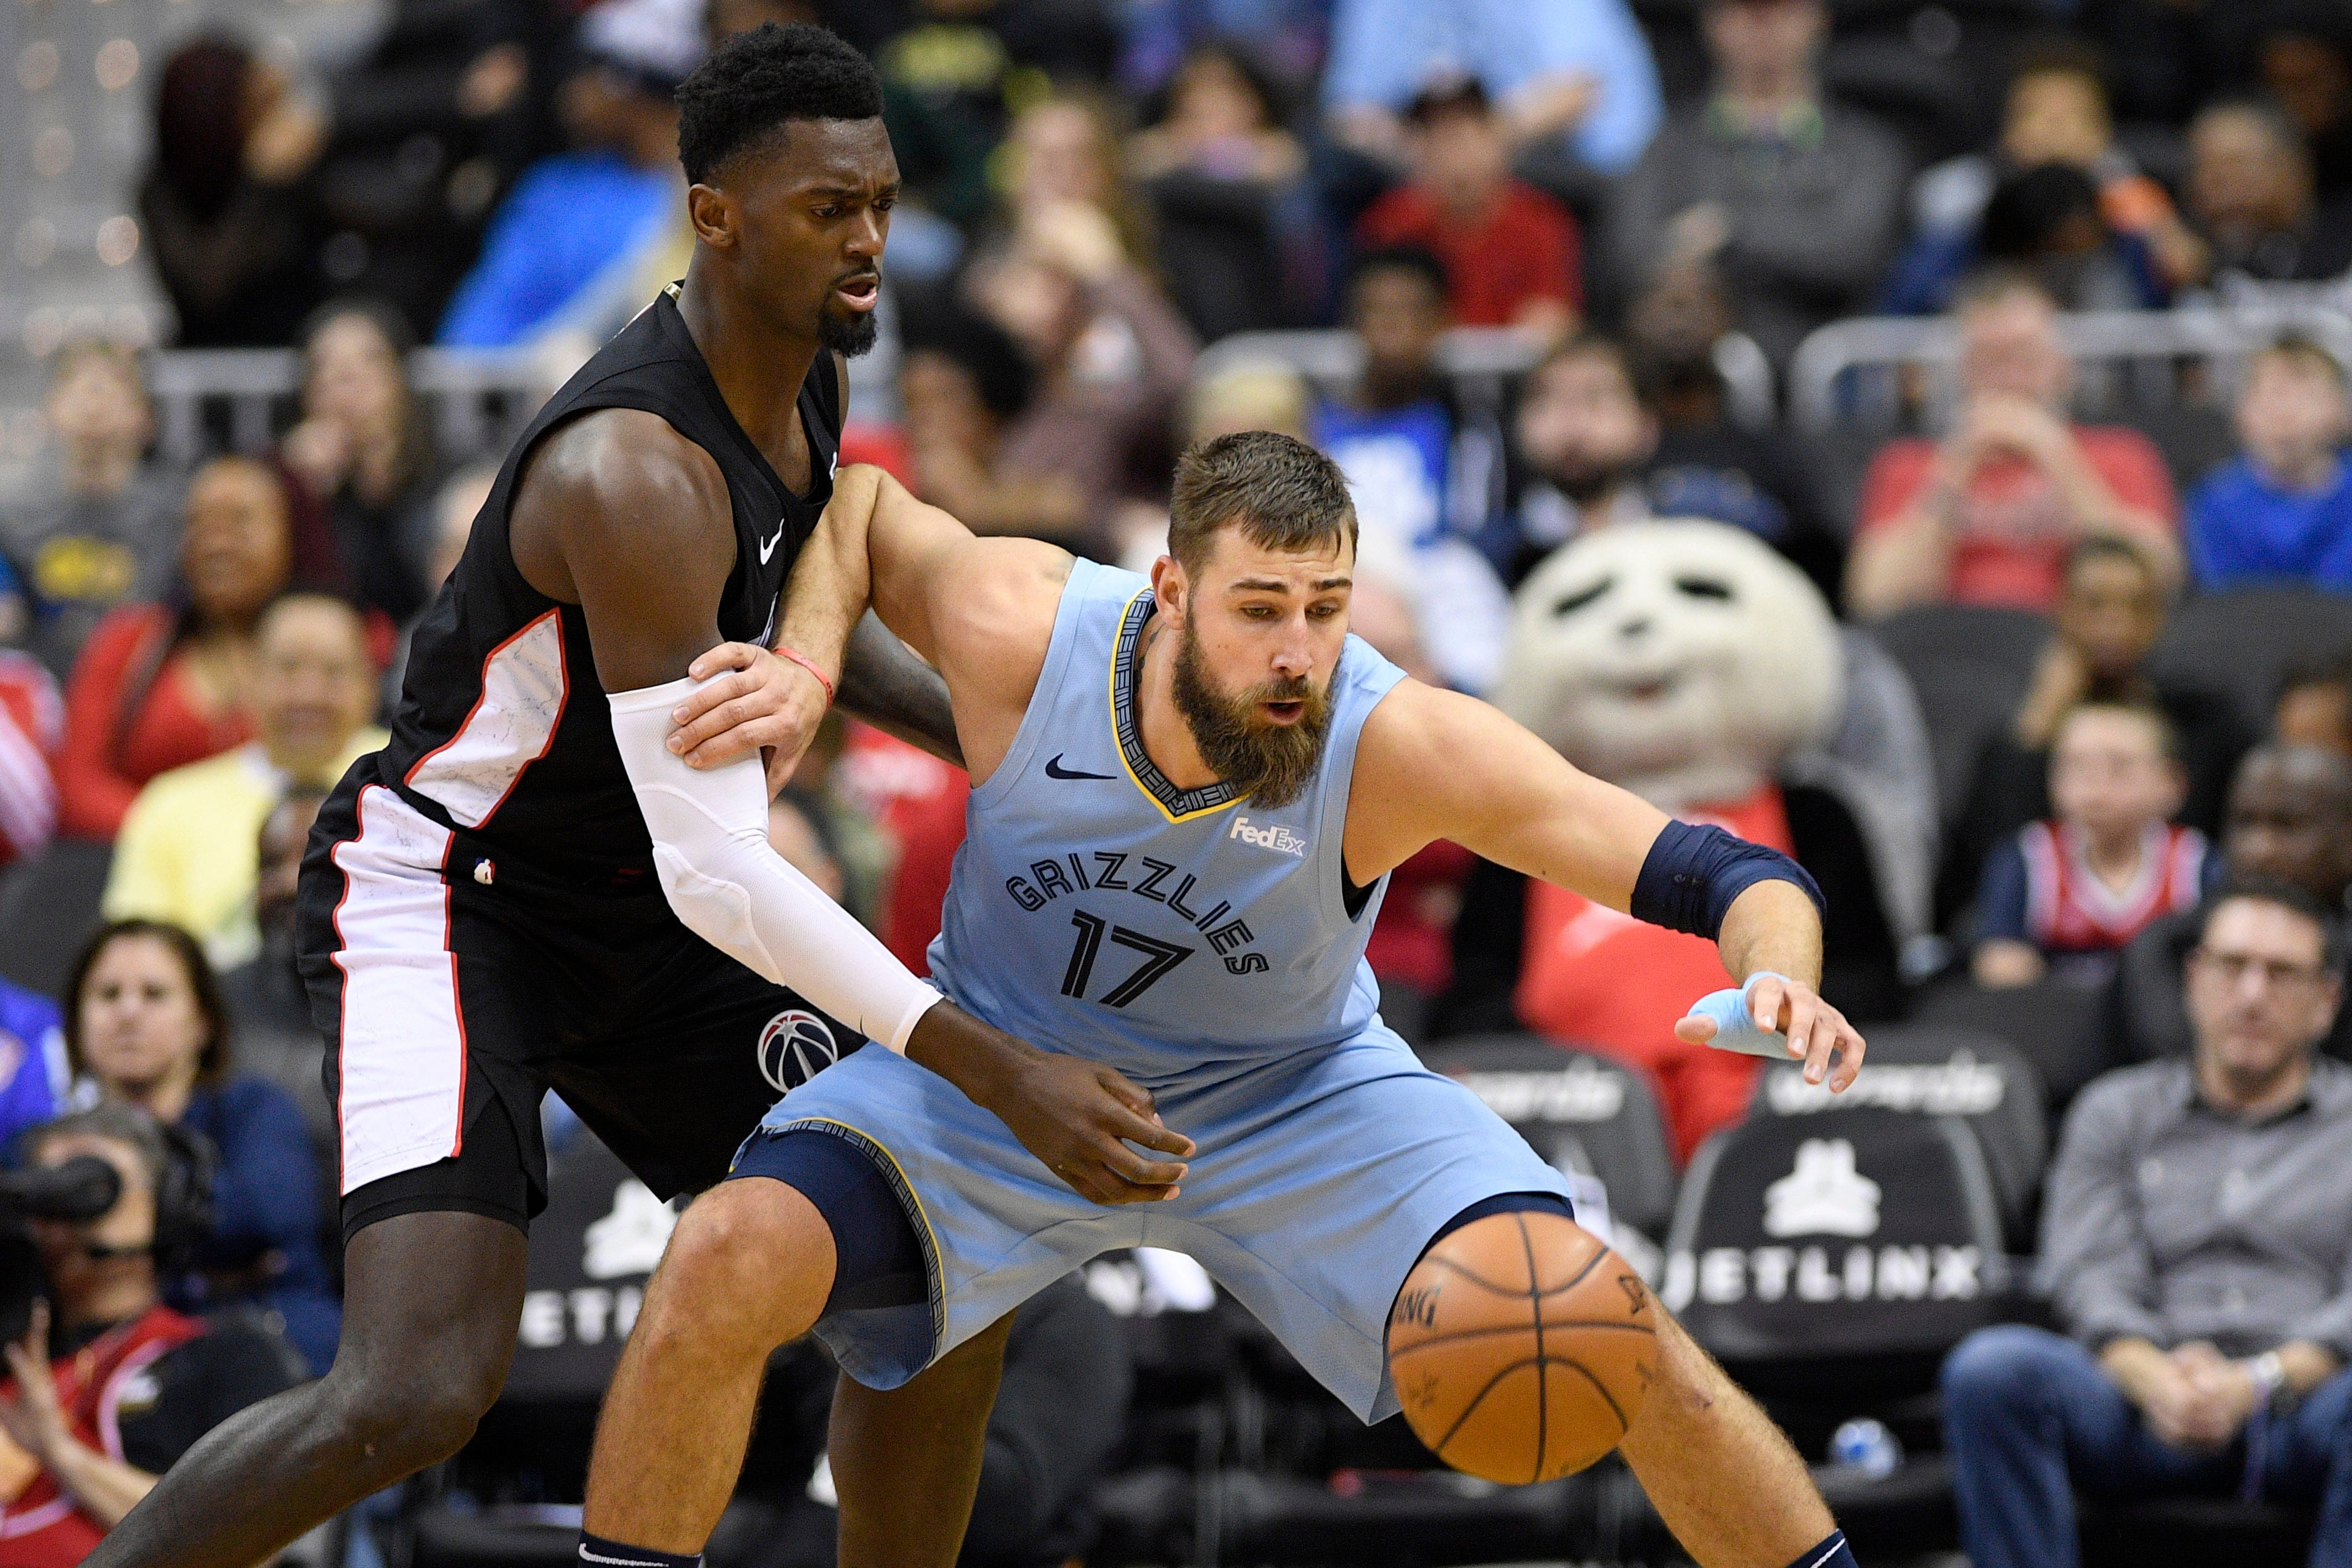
[1942,1325,2352,1568]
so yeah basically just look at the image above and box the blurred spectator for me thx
[1943,537,2251,924]
[0,1105,304,1559]
[959,197,1199,549]
[769,711,891,928]
[1845,272,2179,618]
[1504,335,1660,574]
[64,922,338,1376]
[436,11,689,348]
[1972,703,2211,990]
[875,0,1121,235]
[1112,361,1315,573]
[1320,0,1664,181]
[102,596,385,971]
[894,296,1063,537]
[1127,46,1307,340]
[0,979,64,1156]
[992,92,1159,274]
[1943,882,2352,1568]
[1606,0,1907,369]
[282,302,444,624]
[383,463,494,709]
[1355,75,1580,337]
[0,647,62,874]
[215,789,335,1166]
[1349,537,1472,1045]
[1114,0,1328,100]
[2186,100,2352,285]
[138,37,329,348]
[2,346,180,679]
[2099,745,2352,1066]
[2276,650,2352,757]
[1308,247,1510,693]
[2258,7,2352,202]
[1898,45,2204,310]
[54,459,300,842]
[2186,336,2352,592]
[309,0,556,337]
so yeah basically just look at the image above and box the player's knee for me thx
[647,1181,831,1352]
[324,1358,500,1472]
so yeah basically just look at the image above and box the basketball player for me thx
[82,27,1188,1568]
[579,440,1874,1568]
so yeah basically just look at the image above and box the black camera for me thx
[0,1122,218,1342]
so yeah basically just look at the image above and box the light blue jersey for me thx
[748,558,1572,1422]
[930,559,1407,1085]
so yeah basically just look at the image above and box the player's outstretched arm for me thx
[512,420,1193,1204]
[1347,680,1864,1090]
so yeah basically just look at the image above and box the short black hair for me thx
[2197,874,2348,976]
[675,22,883,186]
[1168,431,1357,578]
[1980,162,2102,260]
[1345,243,1448,304]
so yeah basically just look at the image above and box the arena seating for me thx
[0,837,110,997]
[1866,604,2050,839]
[1908,973,2113,1111]
[2144,585,2352,739]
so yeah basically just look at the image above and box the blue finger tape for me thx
[1692,970,1800,1060]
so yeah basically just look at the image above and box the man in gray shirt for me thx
[1942,879,2352,1568]
[1602,0,1907,370]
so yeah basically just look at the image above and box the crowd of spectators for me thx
[1,0,2351,1559]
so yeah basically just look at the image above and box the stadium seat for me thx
[2144,584,2352,740]
[1909,973,2113,1112]
[1749,1025,2047,1249]
[1866,604,2050,838]
[2079,1496,2317,1568]
[1663,1106,2011,1372]
[1419,1035,1679,1244]
[0,836,111,998]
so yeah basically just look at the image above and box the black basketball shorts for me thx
[299,781,855,1243]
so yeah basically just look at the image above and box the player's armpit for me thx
[1343,679,1669,907]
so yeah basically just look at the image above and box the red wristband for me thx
[774,644,836,706]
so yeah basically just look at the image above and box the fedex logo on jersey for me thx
[1228,816,1307,857]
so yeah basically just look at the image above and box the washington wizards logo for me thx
[757,1010,841,1093]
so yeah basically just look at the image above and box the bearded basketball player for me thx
[82,26,1187,1568]
[574,442,1874,1568]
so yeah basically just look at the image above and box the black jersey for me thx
[367,288,840,883]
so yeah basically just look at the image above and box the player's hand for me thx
[908,1008,1194,1206]
[1675,973,1866,1092]
[669,642,830,795]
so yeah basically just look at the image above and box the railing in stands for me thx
[1789,304,2352,433]
[144,347,555,468]
[1192,326,1782,434]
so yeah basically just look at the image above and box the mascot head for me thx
[1495,521,1843,809]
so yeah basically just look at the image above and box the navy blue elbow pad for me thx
[1630,819,1826,940]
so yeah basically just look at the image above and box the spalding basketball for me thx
[1387,1211,1659,1484]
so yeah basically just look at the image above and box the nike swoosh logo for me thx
[758,521,785,565]
[1045,753,1116,780]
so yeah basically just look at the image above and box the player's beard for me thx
[818,295,880,356]
[1171,627,1334,809]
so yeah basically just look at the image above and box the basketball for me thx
[1387,1212,1660,1484]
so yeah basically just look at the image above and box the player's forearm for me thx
[837,613,964,769]
[770,467,884,684]
[1715,878,1824,990]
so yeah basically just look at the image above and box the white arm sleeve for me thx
[609,677,942,1053]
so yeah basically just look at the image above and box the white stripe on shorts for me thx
[330,784,468,1195]
[404,609,568,829]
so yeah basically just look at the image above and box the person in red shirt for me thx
[52,458,300,841]
[1846,271,2180,616]
[1354,74,1581,338]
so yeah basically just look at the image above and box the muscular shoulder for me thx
[510,408,732,600]
[935,541,1072,696]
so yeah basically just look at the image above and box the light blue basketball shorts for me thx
[735,1026,1574,1422]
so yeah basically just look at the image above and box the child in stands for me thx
[2186,335,2352,590]
[1972,701,2214,987]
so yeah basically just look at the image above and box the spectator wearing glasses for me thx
[2099,745,2352,1068]
[1942,880,2352,1568]
[1845,271,2179,619]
